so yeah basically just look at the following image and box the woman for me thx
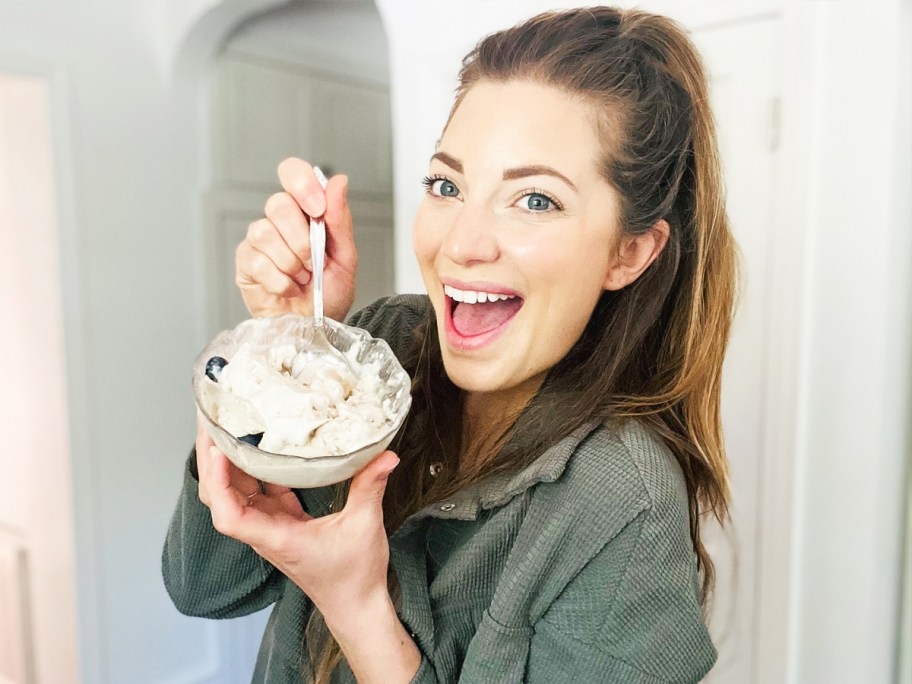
[163,7,737,683]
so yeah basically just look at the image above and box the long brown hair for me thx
[306,7,738,681]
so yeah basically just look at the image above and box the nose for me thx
[440,204,500,266]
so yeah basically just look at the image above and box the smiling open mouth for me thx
[444,284,524,339]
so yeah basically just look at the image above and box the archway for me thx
[171,0,394,333]
[165,2,393,679]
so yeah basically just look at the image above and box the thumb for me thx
[344,451,399,514]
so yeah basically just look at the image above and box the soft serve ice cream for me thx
[205,341,394,457]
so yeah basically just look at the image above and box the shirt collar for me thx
[413,420,604,523]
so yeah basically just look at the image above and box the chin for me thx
[439,348,507,393]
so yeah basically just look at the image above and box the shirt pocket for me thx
[459,609,533,683]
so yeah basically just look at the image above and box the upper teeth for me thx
[444,284,517,304]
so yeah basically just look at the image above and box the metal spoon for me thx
[293,166,355,376]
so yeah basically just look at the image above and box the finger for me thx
[195,412,215,450]
[208,447,239,496]
[343,451,399,515]
[246,217,310,285]
[197,439,228,508]
[235,241,304,298]
[262,481,293,496]
[263,193,313,277]
[207,448,310,549]
[206,446,253,536]
[277,158,326,217]
[324,175,357,272]
[266,489,314,522]
[260,481,311,519]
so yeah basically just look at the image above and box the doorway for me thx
[203,0,395,339]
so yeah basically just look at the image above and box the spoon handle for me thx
[310,166,330,327]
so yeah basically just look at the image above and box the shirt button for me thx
[439,503,456,512]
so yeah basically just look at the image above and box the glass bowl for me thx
[192,314,412,488]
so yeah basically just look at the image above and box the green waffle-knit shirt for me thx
[162,294,717,683]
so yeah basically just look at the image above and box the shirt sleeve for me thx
[408,656,439,684]
[161,449,286,619]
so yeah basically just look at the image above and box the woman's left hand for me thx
[198,424,399,617]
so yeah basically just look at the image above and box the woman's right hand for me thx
[236,158,358,322]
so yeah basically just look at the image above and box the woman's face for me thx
[413,80,622,399]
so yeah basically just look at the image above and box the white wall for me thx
[0,0,907,681]
[0,1,225,681]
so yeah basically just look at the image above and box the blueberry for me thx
[205,356,228,382]
[238,432,263,447]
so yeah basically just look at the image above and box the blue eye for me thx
[436,180,460,197]
[518,192,556,212]
[423,176,460,198]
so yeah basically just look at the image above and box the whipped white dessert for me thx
[207,341,394,457]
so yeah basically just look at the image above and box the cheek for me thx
[505,228,610,322]
[501,229,602,293]
[500,233,559,283]
[539,226,613,288]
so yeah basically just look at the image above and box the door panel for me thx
[214,57,314,187]
[310,78,392,198]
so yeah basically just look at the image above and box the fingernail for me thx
[383,456,400,476]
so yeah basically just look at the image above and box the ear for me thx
[603,219,670,291]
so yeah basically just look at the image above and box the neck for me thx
[460,372,546,464]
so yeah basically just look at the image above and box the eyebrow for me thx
[429,152,577,192]
[430,151,462,173]
[503,165,577,192]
